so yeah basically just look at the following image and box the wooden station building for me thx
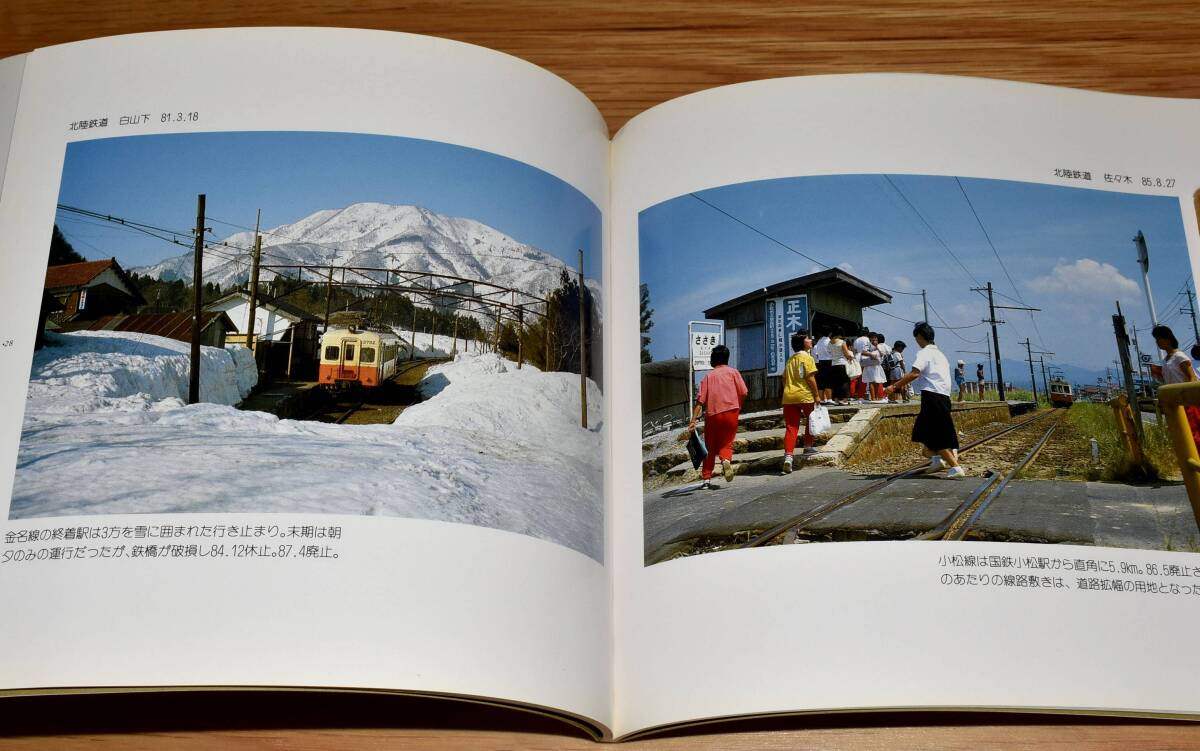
[703,268,892,412]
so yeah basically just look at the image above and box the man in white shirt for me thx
[884,322,964,479]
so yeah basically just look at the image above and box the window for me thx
[324,346,340,361]
[360,347,376,364]
[343,344,356,361]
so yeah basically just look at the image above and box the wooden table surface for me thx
[4,1,1200,748]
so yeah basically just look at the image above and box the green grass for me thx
[1067,403,1179,482]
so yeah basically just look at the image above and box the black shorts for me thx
[816,360,832,390]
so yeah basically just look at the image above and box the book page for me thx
[0,28,612,733]
[0,54,26,203]
[610,74,1200,736]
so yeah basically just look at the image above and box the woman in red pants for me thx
[688,344,748,488]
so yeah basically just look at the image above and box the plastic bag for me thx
[686,429,708,469]
[808,404,832,436]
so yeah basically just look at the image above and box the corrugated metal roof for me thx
[80,311,235,343]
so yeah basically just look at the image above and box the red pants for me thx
[1186,405,1200,453]
[851,377,865,398]
[702,409,740,480]
[783,402,815,454]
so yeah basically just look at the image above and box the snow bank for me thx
[26,331,256,414]
[395,330,487,359]
[10,341,602,562]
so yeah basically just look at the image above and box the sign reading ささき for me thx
[766,295,809,376]
[689,321,725,371]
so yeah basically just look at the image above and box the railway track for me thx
[739,408,1067,548]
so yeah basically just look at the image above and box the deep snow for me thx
[10,331,603,561]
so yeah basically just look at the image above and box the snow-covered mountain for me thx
[133,202,595,305]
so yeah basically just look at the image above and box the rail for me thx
[739,408,1063,548]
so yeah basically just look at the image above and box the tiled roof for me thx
[45,259,118,289]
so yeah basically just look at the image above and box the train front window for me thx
[343,343,356,361]
[360,347,376,364]
[324,346,340,361]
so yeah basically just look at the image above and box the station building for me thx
[702,268,891,412]
[641,268,893,430]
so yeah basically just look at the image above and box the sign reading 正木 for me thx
[766,295,809,376]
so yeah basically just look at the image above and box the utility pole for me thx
[972,281,1039,402]
[1038,356,1049,397]
[1022,338,1038,403]
[1113,300,1143,435]
[579,249,588,429]
[323,266,334,336]
[245,209,263,374]
[921,289,928,322]
[1183,287,1200,348]
[188,193,206,405]
[409,300,418,361]
[516,306,524,369]
[973,282,1006,401]
[1131,322,1145,397]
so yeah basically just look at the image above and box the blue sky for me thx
[639,174,1193,372]
[54,131,602,279]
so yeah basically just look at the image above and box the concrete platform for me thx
[237,380,325,419]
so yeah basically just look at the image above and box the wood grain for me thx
[3,1,1200,748]
[3,0,1200,135]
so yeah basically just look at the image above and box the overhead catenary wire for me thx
[954,177,1047,351]
[688,190,981,332]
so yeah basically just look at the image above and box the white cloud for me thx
[1028,258,1140,298]
[836,262,856,274]
[894,275,914,291]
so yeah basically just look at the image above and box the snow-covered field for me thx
[10,331,604,561]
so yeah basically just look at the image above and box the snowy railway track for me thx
[739,408,1064,548]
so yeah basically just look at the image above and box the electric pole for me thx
[245,208,263,374]
[1183,287,1200,348]
[1022,338,1038,403]
[188,193,206,405]
[921,289,928,322]
[972,281,1040,402]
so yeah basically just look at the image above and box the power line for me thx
[687,192,828,268]
[955,177,1047,351]
[881,175,980,287]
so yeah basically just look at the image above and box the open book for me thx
[2,27,1200,741]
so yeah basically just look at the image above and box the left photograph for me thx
[13,131,604,562]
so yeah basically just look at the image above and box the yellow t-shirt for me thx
[782,351,817,404]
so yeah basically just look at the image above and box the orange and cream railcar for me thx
[1048,378,1074,408]
[318,328,402,387]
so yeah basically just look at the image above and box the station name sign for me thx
[766,294,809,376]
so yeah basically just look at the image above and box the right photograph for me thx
[640,173,1200,565]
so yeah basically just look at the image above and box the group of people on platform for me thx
[689,322,964,490]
